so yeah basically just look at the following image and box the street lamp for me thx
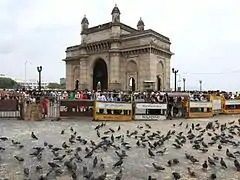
[199,80,202,92]
[37,66,42,91]
[183,78,186,91]
[172,68,179,92]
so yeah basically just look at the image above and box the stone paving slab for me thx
[0,116,240,180]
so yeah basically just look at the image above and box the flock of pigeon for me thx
[0,119,240,180]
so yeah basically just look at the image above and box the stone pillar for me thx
[109,52,121,90]
[66,62,72,90]
[79,58,88,90]
[165,59,171,91]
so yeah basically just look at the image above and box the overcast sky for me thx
[0,0,239,91]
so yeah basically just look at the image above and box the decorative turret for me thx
[81,15,89,43]
[111,4,120,23]
[81,15,89,32]
[137,17,145,31]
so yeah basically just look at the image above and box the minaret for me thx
[111,4,121,38]
[110,4,121,89]
[137,17,145,31]
[81,15,89,43]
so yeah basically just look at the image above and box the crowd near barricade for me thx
[94,92,132,121]
[133,92,167,120]
[59,92,94,118]
[1,89,240,121]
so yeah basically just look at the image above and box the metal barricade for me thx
[0,99,20,119]
[210,95,223,115]
[223,99,240,114]
[134,102,167,121]
[59,99,94,119]
[188,101,213,118]
[93,101,133,121]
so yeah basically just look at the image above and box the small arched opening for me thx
[157,76,161,91]
[93,59,108,90]
[129,77,136,91]
[156,61,164,91]
[75,80,79,90]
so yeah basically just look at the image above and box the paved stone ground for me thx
[0,115,240,180]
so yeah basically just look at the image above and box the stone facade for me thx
[63,5,173,91]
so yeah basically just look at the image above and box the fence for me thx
[0,99,20,118]
[59,99,93,119]
[0,100,59,119]
[134,102,167,120]
[2,93,240,120]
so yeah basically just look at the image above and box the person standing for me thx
[41,97,48,119]
[166,93,173,120]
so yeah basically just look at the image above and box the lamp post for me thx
[37,66,42,91]
[24,60,27,87]
[172,68,179,92]
[199,80,202,92]
[183,78,186,91]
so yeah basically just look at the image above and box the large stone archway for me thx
[92,59,108,90]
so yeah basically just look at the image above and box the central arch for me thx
[93,59,108,90]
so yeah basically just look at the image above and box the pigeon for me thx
[117,125,121,131]
[211,173,217,179]
[31,132,38,140]
[202,160,208,170]
[93,156,98,168]
[23,168,30,177]
[113,159,123,168]
[14,155,24,162]
[48,162,60,168]
[115,169,123,180]
[187,167,196,177]
[226,149,236,158]
[172,172,181,180]
[0,136,8,141]
[148,149,155,157]
[234,159,240,171]
[152,163,165,171]
[220,158,227,169]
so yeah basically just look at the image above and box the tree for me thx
[47,82,65,89]
[0,77,19,89]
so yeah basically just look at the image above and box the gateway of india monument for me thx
[63,4,173,91]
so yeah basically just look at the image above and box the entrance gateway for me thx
[63,4,173,91]
[92,59,108,90]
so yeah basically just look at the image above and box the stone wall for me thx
[85,29,111,43]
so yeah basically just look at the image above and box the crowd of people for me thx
[1,89,240,119]
[1,89,240,101]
